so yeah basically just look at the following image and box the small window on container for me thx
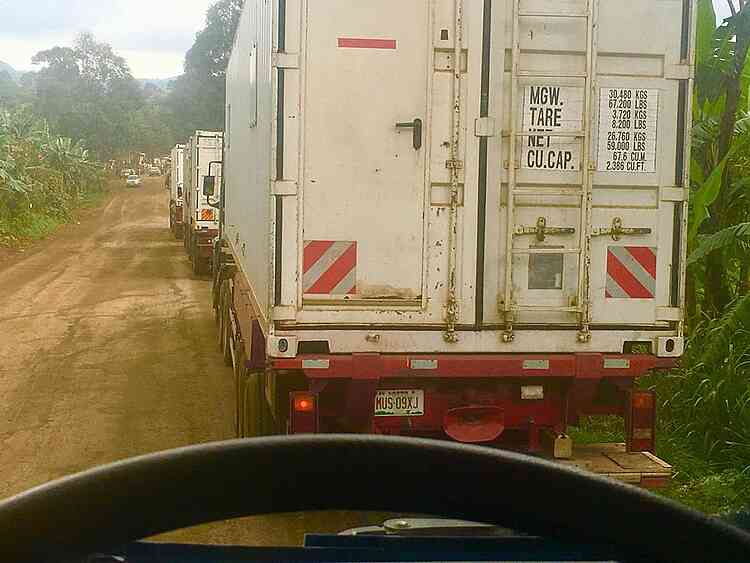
[249,41,258,128]
[226,104,231,148]
[528,253,564,290]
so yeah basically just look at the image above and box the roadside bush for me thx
[0,106,106,243]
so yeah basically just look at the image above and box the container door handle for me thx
[395,118,423,150]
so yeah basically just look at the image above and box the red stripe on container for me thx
[607,251,652,298]
[303,240,335,272]
[625,246,657,278]
[337,37,397,50]
[306,243,357,294]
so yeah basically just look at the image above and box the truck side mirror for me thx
[203,176,216,196]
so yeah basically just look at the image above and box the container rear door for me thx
[492,0,687,330]
[588,0,685,327]
[195,135,222,229]
[302,1,430,304]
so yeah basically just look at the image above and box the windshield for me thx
[0,0,748,555]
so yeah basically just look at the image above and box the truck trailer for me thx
[169,144,185,239]
[211,0,695,487]
[183,131,223,275]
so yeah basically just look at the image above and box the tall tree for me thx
[185,0,245,79]
[164,0,244,136]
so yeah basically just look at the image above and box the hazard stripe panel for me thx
[337,37,397,50]
[303,241,357,295]
[606,246,657,299]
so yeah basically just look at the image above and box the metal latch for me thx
[515,217,575,242]
[592,217,652,241]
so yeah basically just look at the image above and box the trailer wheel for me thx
[233,356,243,437]
[212,268,222,325]
[217,282,227,350]
[221,309,233,367]
[191,241,204,276]
[218,282,233,367]
[239,371,265,438]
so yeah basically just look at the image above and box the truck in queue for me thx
[209,0,695,487]
[183,131,223,275]
[168,144,185,240]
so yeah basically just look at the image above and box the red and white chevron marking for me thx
[606,246,657,299]
[303,241,357,295]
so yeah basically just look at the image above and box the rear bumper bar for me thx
[272,353,677,380]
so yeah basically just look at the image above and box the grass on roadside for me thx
[0,182,113,247]
[0,210,64,244]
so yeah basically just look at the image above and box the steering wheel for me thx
[0,435,748,562]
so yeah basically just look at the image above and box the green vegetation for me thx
[0,0,243,244]
[0,107,107,246]
[638,0,750,514]
[568,2,750,514]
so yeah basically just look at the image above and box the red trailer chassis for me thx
[185,226,217,275]
[213,254,674,487]
[169,202,184,240]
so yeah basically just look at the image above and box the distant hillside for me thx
[1,63,175,90]
[0,60,20,81]
[137,77,178,91]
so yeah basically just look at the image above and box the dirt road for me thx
[0,177,385,546]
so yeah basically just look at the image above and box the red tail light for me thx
[290,392,318,433]
[293,393,315,412]
[626,389,656,453]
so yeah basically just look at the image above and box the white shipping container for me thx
[170,144,185,204]
[223,0,694,359]
[184,131,223,232]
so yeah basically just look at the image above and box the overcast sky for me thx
[0,0,213,78]
[0,0,740,79]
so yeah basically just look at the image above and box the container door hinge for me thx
[272,306,296,321]
[664,63,693,80]
[660,187,689,202]
[272,180,298,196]
[656,307,682,322]
[474,117,497,137]
[272,52,300,69]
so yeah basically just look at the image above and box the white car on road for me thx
[126,174,142,188]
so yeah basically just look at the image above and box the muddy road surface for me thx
[0,177,387,546]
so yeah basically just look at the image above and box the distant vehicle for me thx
[148,166,161,176]
[126,174,142,187]
[120,168,135,178]
[169,144,185,239]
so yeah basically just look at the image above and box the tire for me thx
[217,284,226,348]
[191,240,203,276]
[234,354,245,438]
[221,307,233,367]
[218,281,233,366]
[242,371,265,438]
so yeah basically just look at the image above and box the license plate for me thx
[374,389,424,417]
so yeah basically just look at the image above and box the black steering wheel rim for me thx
[0,435,748,562]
